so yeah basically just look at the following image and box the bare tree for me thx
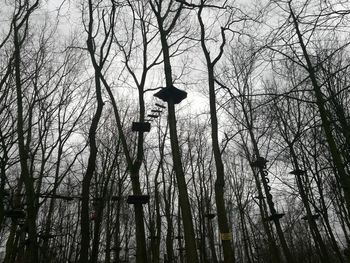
[149,0,199,262]
[12,1,40,262]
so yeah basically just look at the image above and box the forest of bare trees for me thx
[1,0,350,262]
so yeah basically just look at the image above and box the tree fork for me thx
[198,3,235,258]
[150,1,199,261]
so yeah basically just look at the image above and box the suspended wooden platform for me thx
[132,122,151,132]
[289,169,306,176]
[127,195,150,205]
[153,86,187,104]
[265,213,285,221]
[4,209,26,219]
[205,213,216,219]
[301,214,320,220]
[251,157,268,168]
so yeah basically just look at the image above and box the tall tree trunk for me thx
[166,68,198,263]
[79,72,104,263]
[289,2,350,219]
[151,1,199,260]
[288,145,330,262]
[208,64,235,262]
[197,5,235,261]
[14,14,39,263]
[244,110,294,262]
